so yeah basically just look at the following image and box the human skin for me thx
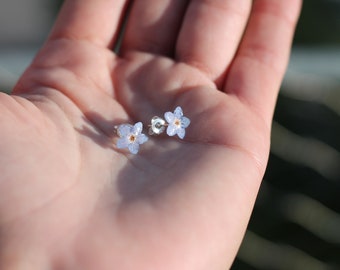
[0,0,301,269]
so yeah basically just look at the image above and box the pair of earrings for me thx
[115,106,190,154]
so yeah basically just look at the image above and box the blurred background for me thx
[0,0,339,269]
[233,1,340,269]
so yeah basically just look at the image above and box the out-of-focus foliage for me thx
[232,1,340,269]
[294,0,340,45]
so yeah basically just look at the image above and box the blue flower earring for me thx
[115,106,190,154]
[149,106,190,139]
[115,122,148,154]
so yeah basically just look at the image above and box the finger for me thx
[120,0,189,56]
[224,0,302,125]
[49,0,129,48]
[176,0,252,85]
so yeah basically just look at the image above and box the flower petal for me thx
[177,128,186,139]
[174,106,183,118]
[137,134,148,144]
[164,112,175,123]
[117,138,129,149]
[117,124,132,137]
[166,124,177,136]
[132,122,143,134]
[181,117,190,128]
[128,143,140,154]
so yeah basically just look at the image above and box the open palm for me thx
[0,1,301,269]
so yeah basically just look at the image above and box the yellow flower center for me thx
[129,135,136,142]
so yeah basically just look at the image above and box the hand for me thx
[0,0,301,269]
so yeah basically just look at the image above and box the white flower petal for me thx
[117,124,132,137]
[128,143,140,154]
[166,124,177,136]
[117,138,129,149]
[133,122,143,134]
[181,117,190,128]
[164,112,175,123]
[177,128,186,139]
[174,106,183,118]
[137,134,148,144]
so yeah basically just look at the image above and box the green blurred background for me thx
[233,1,340,269]
[0,1,339,269]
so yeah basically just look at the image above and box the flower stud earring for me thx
[115,122,148,154]
[148,106,190,139]
[164,106,190,139]
[114,106,189,154]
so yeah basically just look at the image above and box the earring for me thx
[149,106,190,139]
[114,107,190,154]
[115,122,148,154]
